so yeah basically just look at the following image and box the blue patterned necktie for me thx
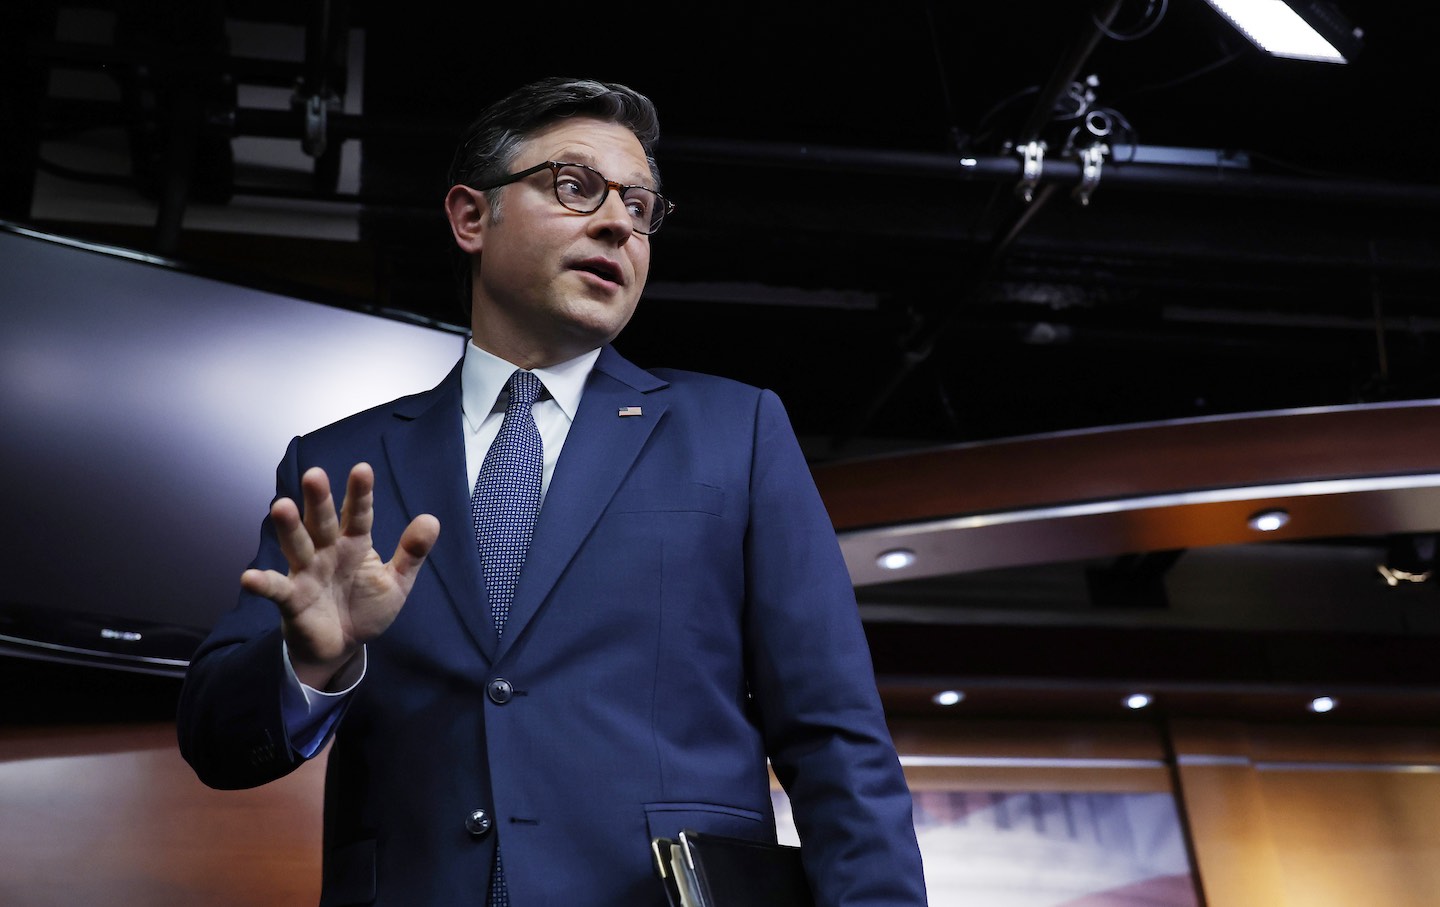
[472,368,545,640]
[471,368,544,907]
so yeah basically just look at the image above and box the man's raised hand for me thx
[240,462,440,689]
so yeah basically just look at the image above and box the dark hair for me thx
[447,76,662,315]
[449,76,663,200]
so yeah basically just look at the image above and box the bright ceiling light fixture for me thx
[1247,508,1290,532]
[876,548,917,570]
[1201,0,1361,64]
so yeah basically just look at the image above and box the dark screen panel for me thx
[0,225,465,671]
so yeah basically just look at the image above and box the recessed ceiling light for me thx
[932,690,964,707]
[1248,508,1290,532]
[1124,693,1153,710]
[1308,696,1337,713]
[877,548,917,570]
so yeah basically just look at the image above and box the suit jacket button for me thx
[465,809,493,837]
[487,678,513,704]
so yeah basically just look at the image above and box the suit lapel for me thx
[497,346,669,658]
[383,360,497,662]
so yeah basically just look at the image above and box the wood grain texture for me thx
[0,722,325,907]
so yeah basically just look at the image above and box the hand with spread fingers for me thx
[240,462,440,690]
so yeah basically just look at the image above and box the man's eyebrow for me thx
[554,149,597,166]
[554,150,653,188]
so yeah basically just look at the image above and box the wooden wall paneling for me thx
[0,722,326,907]
[1174,757,1290,907]
[1171,719,1440,907]
[12,714,1440,905]
[1257,766,1440,906]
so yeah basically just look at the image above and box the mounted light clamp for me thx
[292,85,341,158]
[1072,143,1109,206]
[1015,140,1046,203]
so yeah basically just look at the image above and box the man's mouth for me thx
[572,257,623,285]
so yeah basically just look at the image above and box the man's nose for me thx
[589,189,636,238]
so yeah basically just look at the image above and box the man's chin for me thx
[563,301,637,344]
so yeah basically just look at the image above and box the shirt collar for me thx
[461,340,601,430]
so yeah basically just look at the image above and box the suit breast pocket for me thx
[607,481,725,516]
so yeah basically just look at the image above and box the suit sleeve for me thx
[176,436,332,790]
[742,390,929,906]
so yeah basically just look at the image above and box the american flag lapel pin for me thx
[618,405,643,417]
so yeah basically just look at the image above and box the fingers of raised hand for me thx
[300,466,341,546]
[269,496,317,570]
[390,514,441,591]
[339,462,376,539]
[241,567,293,609]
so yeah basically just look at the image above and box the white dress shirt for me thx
[460,340,599,499]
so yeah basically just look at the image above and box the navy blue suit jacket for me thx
[177,345,927,907]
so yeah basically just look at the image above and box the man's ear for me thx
[444,184,488,254]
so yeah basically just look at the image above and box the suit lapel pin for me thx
[618,405,643,417]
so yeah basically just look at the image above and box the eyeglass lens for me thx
[553,164,667,234]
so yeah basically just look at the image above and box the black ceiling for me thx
[7,0,1440,720]
[357,0,1440,454]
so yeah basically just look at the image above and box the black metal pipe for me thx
[33,93,1431,211]
[657,135,1440,210]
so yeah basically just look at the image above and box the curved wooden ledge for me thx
[811,401,1440,583]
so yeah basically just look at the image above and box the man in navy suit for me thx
[178,76,927,907]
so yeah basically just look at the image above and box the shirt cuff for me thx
[280,641,366,758]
